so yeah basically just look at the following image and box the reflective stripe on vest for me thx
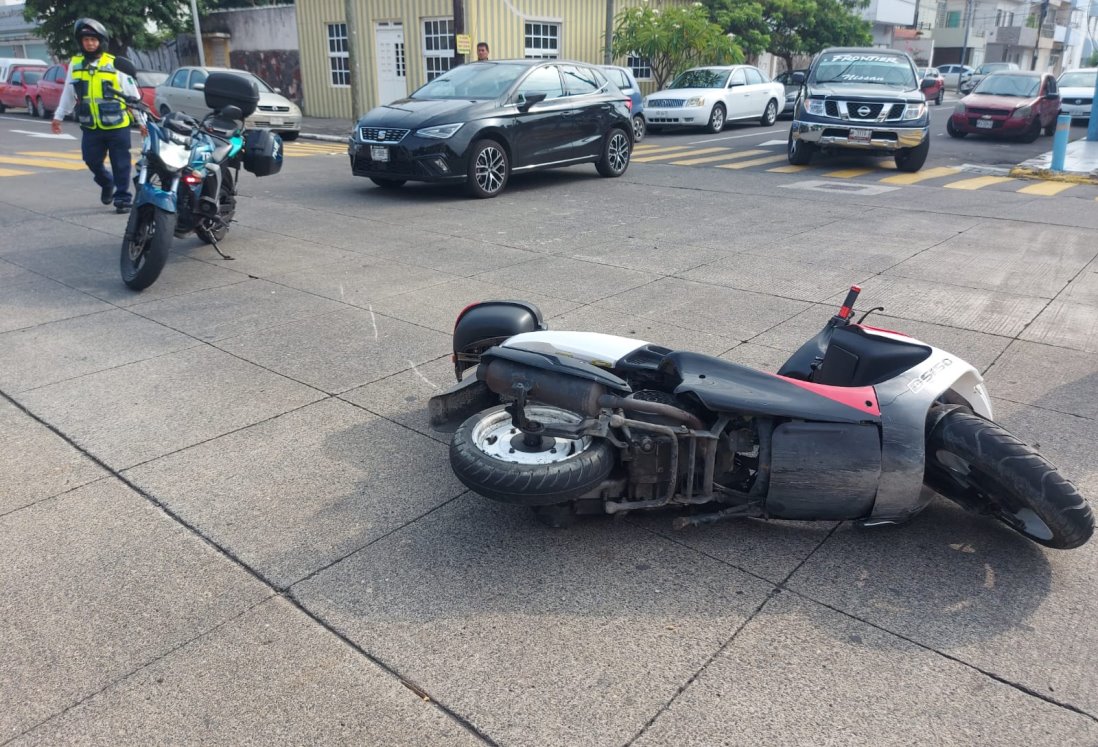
[70,53,132,130]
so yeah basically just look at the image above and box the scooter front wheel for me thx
[924,407,1094,549]
[121,205,175,291]
[450,405,614,507]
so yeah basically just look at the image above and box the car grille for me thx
[258,105,291,112]
[825,101,839,117]
[648,98,685,108]
[358,127,410,143]
[1067,98,1092,106]
[845,102,884,119]
[965,107,1008,117]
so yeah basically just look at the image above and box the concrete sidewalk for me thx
[299,115,354,142]
[1012,137,1098,184]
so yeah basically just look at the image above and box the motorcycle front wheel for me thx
[924,406,1094,549]
[120,205,175,291]
[450,405,614,506]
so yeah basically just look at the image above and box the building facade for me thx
[295,0,691,119]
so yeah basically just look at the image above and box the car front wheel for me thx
[787,130,813,165]
[946,118,966,138]
[467,139,509,199]
[706,104,725,133]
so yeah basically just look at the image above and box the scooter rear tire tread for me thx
[926,407,1094,549]
[450,408,615,506]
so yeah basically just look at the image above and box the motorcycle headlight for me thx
[685,97,706,108]
[417,122,464,139]
[806,99,827,116]
[902,102,927,120]
[155,141,189,171]
[1013,104,1032,118]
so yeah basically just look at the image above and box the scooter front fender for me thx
[134,183,177,213]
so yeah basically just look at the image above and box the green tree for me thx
[610,4,743,89]
[24,0,192,57]
[709,0,871,72]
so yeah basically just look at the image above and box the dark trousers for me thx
[81,127,133,206]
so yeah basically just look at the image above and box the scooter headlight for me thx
[157,140,190,171]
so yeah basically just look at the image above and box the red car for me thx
[947,71,1061,142]
[34,63,68,119]
[0,65,46,115]
[134,70,168,114]
[921,67,945,105]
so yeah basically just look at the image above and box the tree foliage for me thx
[611,4,744,89]
[708,0,872,72]
[24,0,192,57]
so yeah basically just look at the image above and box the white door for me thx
[374,22,407,105]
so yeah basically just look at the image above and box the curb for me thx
[1008,165,1098,185]
[299,132,349,143]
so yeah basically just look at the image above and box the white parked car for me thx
[1058,68,1095,122]
[937,64,973,91]
[643,65,785,133]
[155,66,302,139]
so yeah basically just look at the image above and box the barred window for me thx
[327,23,350,87]
[627,54,651,81]
[524,21,560,59]
[423,17,455,80]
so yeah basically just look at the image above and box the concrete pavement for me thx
[2,122,1097,744]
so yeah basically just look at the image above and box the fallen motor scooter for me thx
[428,286,1094,549]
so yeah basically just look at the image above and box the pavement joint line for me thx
[0,472,113,521]
[0,385,498,744]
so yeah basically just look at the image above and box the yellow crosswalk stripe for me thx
[1016,181,1075,196]
[767,165,810,173]
[0,156,86,171]
[632,146,729,162]
[717,154,789,170]
[670,149,767,166]
[17,151,84,160]
[943,175,1015,190]
[632,144,688,154]
[824,168,875,178]
[0,167,33,177]
[880,166,960,185]
[285,143,344,153]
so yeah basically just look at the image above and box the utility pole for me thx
[453,0,465,68]
[604,0,614,64]
[1031,0,1050,70]
[958,0,974,83]
[188,0,206,67]
[343,0,361,118]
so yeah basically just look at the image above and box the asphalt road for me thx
[2,110,1097,745]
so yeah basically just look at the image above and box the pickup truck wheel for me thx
[894,137,929,172]
[946,118,967,138]
[787,130,814,165]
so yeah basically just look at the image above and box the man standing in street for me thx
[476,42,490,61]
[51,18,146,214]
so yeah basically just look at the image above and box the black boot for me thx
[100,183,115,205]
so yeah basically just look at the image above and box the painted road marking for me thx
[631,146,730,162]
[943,175,1016,190]
[880,166,961,185]
[782,180,901,195]
[824,168,876,178]
[0,167,33,176]
[632,144,692,154]
[670,149,767,166]
[0,155,86,170]
[717,154,789,170]
[759,139,787,146]
[17,151,84,160]
[1016,181,1076,196]
[767,165,811,173]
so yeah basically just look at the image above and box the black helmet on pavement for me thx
[73,18,109,45]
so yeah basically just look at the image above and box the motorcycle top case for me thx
[203,72,259,119]
[243,128,283,177]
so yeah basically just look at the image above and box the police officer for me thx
[51,18,147,213]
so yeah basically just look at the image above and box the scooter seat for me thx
[660,351,879,423]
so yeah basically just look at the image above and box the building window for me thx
[327,23,350,87]
[945,10,961,27]
[524,21,560,59]
[423,17,455,80]
[627,54,651,81]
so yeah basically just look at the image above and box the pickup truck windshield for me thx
[810,53,917,88]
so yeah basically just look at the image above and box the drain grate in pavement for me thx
[781,180,901,195]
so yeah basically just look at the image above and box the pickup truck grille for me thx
[826,101,907,121]
[648,98,685,108]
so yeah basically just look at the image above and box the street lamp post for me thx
[188,0,206,66]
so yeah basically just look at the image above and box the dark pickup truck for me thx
[787,48,935,172]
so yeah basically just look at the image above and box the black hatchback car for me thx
[349,59,634,198]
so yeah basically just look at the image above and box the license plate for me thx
[269,118,283,126]
[976,119,994,129]
[370,145,389,162]
[849,128,871,143]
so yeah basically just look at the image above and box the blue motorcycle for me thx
[118,72,282,290]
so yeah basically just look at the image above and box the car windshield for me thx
[1059,71,1097,88]
[668,69,730,89]
[232,71,273,93]
[977,64,1012,75]
[136,71,168,87]
[973,75,1039,97]
[810,53,917,88]
[411,62,528,100]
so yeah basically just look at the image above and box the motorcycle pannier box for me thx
[243,128,283,177]
[203,72,259,118]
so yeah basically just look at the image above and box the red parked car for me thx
[0,65,46,115]
[947,71,1061,143]
[920,67,944,105]
[33,63,68,119]
[134,70,168,114]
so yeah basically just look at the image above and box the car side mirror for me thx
[274,87,282,94]
[516,91,547,111]
[791,72,805,85]
[193,83,205,91]
[920,78,936,90]
[728,81,743,88]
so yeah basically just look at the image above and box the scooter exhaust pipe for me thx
[480,359,607,415]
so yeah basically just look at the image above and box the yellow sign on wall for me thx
[456,34,472,55]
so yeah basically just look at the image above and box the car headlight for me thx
[1013,104,1032,118]
[806,99,827,116]
[902,102,927,120]
[685,97,706,108]
[417,122,464,139]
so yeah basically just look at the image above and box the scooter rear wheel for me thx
[924,407,1093,549]
[450,405,614,507]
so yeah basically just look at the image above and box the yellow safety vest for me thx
[70,53,132,130]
